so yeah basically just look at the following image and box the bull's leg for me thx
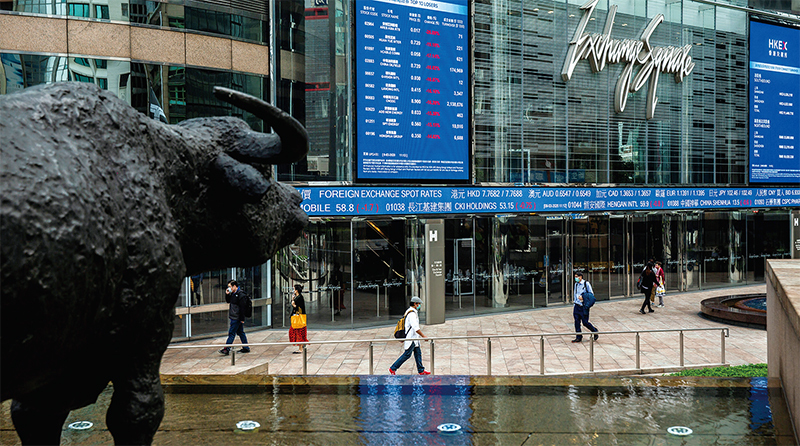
[106,363,164,445]
[10,399,69,445]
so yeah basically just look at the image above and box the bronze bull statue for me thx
[0,82,308,444]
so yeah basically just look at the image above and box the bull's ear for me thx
[211,153,271,202]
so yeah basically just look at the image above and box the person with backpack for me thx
[571,272,599,343]
[219,280,250,355]
[389,296,431,375]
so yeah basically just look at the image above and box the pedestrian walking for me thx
[571,272,599,343]
[638,263,659,314]
[219,280,250,355]
[389,296,431,375]
[289,284,308,353]
[654,261,666,307]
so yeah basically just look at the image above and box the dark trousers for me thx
[223,319,249,351]
[640,291,653,312]
[390,344,424,373]
[573,304,597,341]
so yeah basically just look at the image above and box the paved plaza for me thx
[160,284,767,377]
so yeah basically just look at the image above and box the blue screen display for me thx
[749,21,800,183]
[356,0,470,181]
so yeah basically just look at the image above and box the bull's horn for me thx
[213,87,308,164]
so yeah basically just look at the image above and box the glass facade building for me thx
[2,0,799,340]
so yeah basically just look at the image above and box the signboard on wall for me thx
[355,0,470,182]
[297,186,800,217]
[749,20,800,183]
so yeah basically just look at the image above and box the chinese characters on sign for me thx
[297,186,800,216]
[356,0,470,181]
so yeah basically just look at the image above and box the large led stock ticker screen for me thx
[749,20,800,184]
[356,0,470,181]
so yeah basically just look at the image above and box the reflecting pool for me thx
[1,376,795,445]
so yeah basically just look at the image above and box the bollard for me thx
[231,350,236,366]
[430,340,435,374]
[635,333,640,370]
[679,331,684,367]
[721,329,726,364]
[302,347,307,375]
[540,336,545,375]
[369,342,374,375]
[486,338,492,376]
[589,336,594,372]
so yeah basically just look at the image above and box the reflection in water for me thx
[0,378,794,445]
[357,376,473,446]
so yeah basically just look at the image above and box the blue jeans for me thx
[390,344,424,373]
[224,319,249,351]
[573,304,597,341]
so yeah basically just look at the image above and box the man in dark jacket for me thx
[638,263,659,314]
[219,280,250,355]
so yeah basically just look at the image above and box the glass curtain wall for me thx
[572,216,610,301]
[352,219,407,326]
[471,0,748,185]
[746,210,791,282]
[275,0,351,181]
[176,209,792,336]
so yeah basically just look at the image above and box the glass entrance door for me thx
[546,218,569,305]
[452,238,474,310]
[684,213,701,291]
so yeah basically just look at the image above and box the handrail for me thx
[167,327,730,375]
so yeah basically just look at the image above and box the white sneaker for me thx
[657,304,664,307]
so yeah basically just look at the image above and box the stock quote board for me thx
[356,0,470,182]
[749,20,800,183]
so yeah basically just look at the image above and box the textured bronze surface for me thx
[0,82,307,445]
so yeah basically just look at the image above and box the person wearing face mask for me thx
[571,272,599,343]
[219,280,250,355]
[389,296,431,375]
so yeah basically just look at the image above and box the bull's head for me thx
[173,87,309,274]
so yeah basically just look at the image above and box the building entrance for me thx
[546,218,569,305]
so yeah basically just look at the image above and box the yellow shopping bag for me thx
[291,313,307,329]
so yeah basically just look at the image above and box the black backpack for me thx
[240,292,253,318]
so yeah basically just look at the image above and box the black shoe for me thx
[292,351,301,354]
[237,348,250,354]
[648,309,655,313]
[218,348,229,356]
[571,338,582,343]
[639,310,646,314]
[593,334,599,341]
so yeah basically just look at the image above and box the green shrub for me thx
[668,363,767,378]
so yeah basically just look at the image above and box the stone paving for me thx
[160,284,767,377]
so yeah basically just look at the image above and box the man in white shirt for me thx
[389,296,431,375]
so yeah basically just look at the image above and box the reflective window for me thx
[73,73,93,83]
[67,3,89,17]
[95,4,109,19]
[276,0,351,182]
[472,0,748,185]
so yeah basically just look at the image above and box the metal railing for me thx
[167,327,730,376]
